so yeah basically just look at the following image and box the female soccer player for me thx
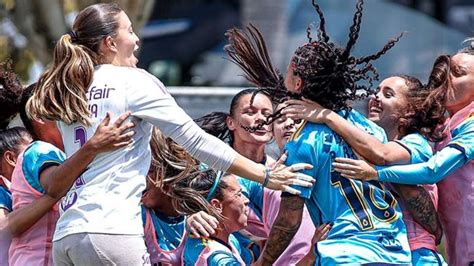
[331,51,474,265]
[194,89,316,265]
[141,128,195,265]
[5,85,135,266]
[223,1,412,264]
[175,170,248,265]
[25,3,313,264]
[0,127,32,265]
[282,75,447,265]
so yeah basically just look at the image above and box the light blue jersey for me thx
[22,141,65,193]
[235,178,263,264]
[141,206,185,251]
[396,133,433,164]
[0,185,12,212]
[286,109,411,265]
[396,134,447,265]
[238,178,264,220]
[378,117,474,185]
[182,234,244,265]
[446,116,473,160]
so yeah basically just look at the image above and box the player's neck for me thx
[232,140,266,163]
[387,127,400,141]
[154,199,180,217]
[213,227,231,246]
[381,122,399,141]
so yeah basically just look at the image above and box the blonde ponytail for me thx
[27,33,95,126]
[26,3,123,126]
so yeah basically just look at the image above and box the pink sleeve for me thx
[262,188,316,265]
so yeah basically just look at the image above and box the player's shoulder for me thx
[23,141,63,159]
[95,65,163,85]
[348,109,387,142]
[400,133,430,148]
[453,115,474,135]
[290,120,332,142]
[398,133,433,162]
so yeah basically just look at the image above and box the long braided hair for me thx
[225,0,402,131]
[290,0,403,112]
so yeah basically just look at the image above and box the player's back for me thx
[55,65,172,241]
[286,110,411,265]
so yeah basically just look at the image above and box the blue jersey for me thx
[141,206,185,251]
[236,165,269,265]
[235,178,263,264]
[379,117,474,185]
[238,178,264,220]
[182,234,244,265]
[22,141,65,193]
[447,116,473,160]
[0,185,12,212]
[396,133,433,164]
[286,109,411,265]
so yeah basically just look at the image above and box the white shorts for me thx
[53,233,150,266]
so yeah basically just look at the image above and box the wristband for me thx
[262,167,271,187]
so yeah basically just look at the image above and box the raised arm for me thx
[282,99,410,165]
[127,73,314,193]
[332,145,468,185]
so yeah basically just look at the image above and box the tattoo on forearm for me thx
[260,196,305,265]
[396,184,442,238]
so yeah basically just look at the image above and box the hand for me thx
[186,211,219,238]
[332,157,378,181]
[85,112,135,153]
[265,153,315,195]
[312,223,332,244]
[281,98,332,123]
[296,223,332,266]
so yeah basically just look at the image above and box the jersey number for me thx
[73,126,87,187]
[330,151,398,231]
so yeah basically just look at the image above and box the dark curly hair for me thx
[224,0,402,132]
[0,60,24,129]
[395,74,446,142]
[289,0,402,112]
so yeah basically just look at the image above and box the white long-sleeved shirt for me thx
[54,65,236,241]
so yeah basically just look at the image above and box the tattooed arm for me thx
[393,184,443,244]
[256,195,305,266]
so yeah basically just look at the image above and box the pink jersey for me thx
[241,156,315,265]
[398,184,438,251]
[8,152,60,266]
[143,208,186,265]
[436,102,474,265]
[262,189,316,265]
